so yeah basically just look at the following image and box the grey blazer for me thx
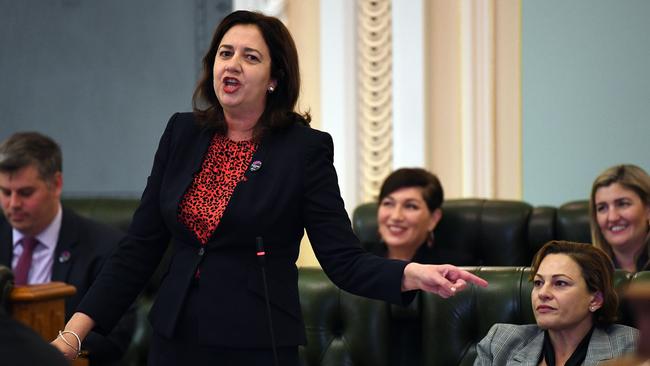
[474,323,638,366]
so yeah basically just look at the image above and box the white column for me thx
[392,0,426,169]
[320,0,358,213]
[460,0,495,198]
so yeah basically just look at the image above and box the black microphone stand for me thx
[256,237,279,366]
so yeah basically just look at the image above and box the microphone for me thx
[256,236,279,366]
[256,236,266,266]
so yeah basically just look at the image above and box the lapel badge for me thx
[250,160,262,172]
[58,250,71,263]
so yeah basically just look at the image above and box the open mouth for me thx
[223,77,241,93]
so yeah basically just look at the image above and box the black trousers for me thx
[148,332,299,366]
[147,279,299,366]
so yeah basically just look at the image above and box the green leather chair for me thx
[353,199,591,266]
[62,197,140,232]
[298,268,391,366]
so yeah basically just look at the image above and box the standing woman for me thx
[590,164,650,272]
[51,10,486,365]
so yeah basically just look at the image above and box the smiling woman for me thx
[375,168,443,263]
[590,165,650,272]
[475,241,638,366]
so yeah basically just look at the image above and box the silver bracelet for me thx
[58,330,82,359]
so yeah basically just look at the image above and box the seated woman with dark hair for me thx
[475,241,638,366]
[590,164,650,272]
[372,168,445,365]
[374,168,443,263]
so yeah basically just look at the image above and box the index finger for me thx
[458,271,488,288]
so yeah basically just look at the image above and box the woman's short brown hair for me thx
[377,168,443,213]
[530,240,619,327]
[192,10,310,138]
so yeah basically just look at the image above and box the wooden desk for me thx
[10,282,88,366]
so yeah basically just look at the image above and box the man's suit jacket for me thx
[474,323,638,365]
[78,112,411,348]
[0,208,135,365]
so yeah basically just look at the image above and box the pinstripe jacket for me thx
[474,323,638,366]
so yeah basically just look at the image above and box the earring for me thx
[589,306,596,312]
[267,85,275,93]
[426,231,435,248]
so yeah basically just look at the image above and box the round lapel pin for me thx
[250,160,262,172]
[58,250,71,263]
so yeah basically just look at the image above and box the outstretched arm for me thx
[402,263,489,298]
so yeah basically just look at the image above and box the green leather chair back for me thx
[353,199,591,266]
[298,267,391,366]
[61,197,140,232]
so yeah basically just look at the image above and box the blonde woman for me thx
[590,164,650,272]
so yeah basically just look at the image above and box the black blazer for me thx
[78,112,410,347]
[0,208,135,365]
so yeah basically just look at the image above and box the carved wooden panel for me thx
[357,0,393,203]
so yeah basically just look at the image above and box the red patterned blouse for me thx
[178,134,258,245]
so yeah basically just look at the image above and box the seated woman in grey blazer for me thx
[475,240,638,366]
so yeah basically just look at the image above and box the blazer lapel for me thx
[168,126,214,243]
[510,328,614,366]
[206,130,275,244]
[180,127,215,196]
[51,209,78,282]
[512,330,544,366]
[584,327,613,365]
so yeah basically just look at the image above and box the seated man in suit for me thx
[0,132,135,366]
